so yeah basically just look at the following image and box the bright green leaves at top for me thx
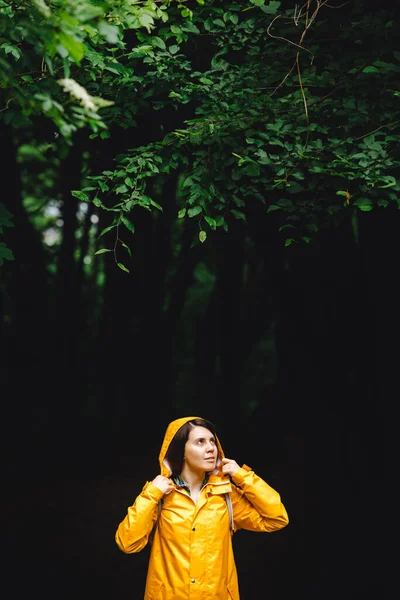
[7,0,397,256]
[0,0,178,136]
[57,31,86,65]
[97,21,120,44]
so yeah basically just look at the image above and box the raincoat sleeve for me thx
[115,481,165,553]
[230,464,289,532]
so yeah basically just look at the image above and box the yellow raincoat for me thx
[115,416,289,599]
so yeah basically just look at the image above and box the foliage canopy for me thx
[1,0,399,269]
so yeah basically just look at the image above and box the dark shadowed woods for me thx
[5,204,393,600]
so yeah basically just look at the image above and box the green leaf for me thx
[261,1,281,13]
[183,21,200,34]
[94,248,113,255]
[58,32,85,64]
[98,22,120,44]
[377,199,389,207]
[204,216,217,229]
[150,199,163,211]
[178,208,187,218]
[277,198,295,208]
[117,262,130,273]
[99,225,116,238]
[119,240,132,257]
[199,231,207,243]
[71,190,89,202]
[354,198,373,211]
[139,13,154,31]
[153,37,166,50]
[0,204,15,230]
[230,209,246,220]
[93,197,105,208]
[188,206,203,217]
[362,66,380,73]
[215,215,228,231]
[0,242,14,263]
[372,60,397,70]
[121,215,135,233]
[199,77,213,85]
[378,177,396,189]
[99,181,110,192]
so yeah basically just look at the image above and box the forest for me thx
[2,1,395,598]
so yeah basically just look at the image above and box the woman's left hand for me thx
[220,457,241,477]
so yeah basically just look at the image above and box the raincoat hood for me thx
[159,416,225,477]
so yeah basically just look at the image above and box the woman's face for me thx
[184,426,218,473]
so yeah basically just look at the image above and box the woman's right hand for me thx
[152,475,175,495]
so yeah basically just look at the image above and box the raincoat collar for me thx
[172,473,209,495]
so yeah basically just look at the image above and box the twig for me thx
[267,15,313,55]
[296,52,310,150]
[269,60,297,97]
[354,120,400,140]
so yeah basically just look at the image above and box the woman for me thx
[115,416,289,599]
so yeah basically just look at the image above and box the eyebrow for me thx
[193,436,216,442]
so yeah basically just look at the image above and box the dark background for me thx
[5,206,392,599]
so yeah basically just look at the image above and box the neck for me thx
[180,466,205,490]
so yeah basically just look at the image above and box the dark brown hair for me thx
[165,418,218,477]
